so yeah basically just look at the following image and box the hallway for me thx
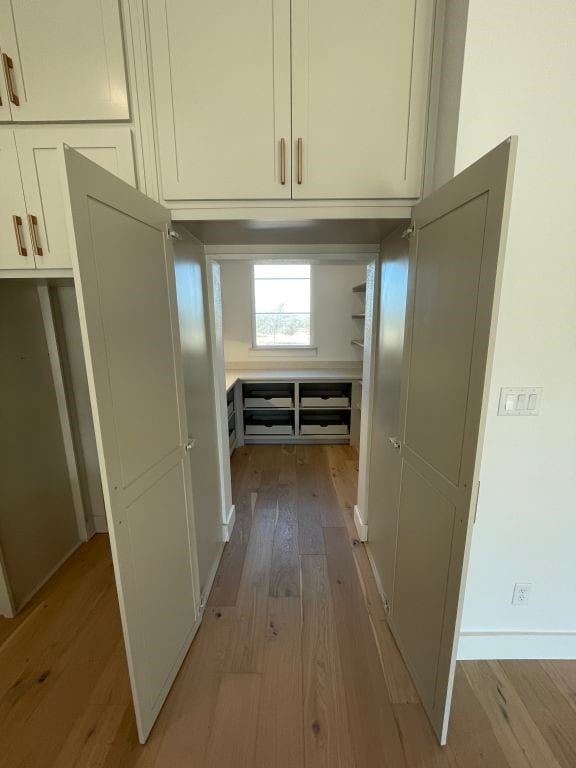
[1,445,576,767]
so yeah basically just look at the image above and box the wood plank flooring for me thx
[1,444,575,767]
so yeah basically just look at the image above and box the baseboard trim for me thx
[353,504,368,542]
[458,631,576,660]
[222,504,236,542]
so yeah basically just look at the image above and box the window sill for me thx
[250,345,318,353]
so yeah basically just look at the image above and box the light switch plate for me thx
[498,387,542,416]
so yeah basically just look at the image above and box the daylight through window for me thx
[253,264,312,347]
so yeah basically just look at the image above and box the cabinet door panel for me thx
[147,0,291,201]
[0,0,128,121]
[292,0,435,200]
[0,131,33,269]
[16,128,135,269]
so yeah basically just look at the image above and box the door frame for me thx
[204,245,378,521]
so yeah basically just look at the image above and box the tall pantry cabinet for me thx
[146,0,436,204]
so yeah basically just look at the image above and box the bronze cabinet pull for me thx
[28,214,43,256]
[2,54,19,106]
[297,137,303,184]
[280,138,286,185]
[12,215,27,256]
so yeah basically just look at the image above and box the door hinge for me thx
[167,227,182,241]
[185,438,196,452]
[402,223,415,239]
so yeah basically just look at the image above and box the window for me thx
[252,264,312,347]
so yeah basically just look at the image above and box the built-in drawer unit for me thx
[243,382,294,409]
[244,410,294,436]
[300,410,350,436]
[299,382,351,408]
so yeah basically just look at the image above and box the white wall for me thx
[220,262,367,363]
[449,1,576,658]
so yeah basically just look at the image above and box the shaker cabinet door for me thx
[0,0,129,121]
[291,0,435,200]
[15,128,136,269]
[147,0,291,201]
[0,131,33,269]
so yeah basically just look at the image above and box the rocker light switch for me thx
[498,387,542,416]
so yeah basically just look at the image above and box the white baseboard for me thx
[458,631,576,660]
[353,504,368,542]
[222,504,236,542]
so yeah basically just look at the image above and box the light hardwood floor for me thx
[1,444,575,767]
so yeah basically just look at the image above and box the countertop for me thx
[225,367,363,392]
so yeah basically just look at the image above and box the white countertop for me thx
[225,367,362,391]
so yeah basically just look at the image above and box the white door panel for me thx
[60,146,200,743]
[0,0,128,121]
[16,128,135,269]
[0,130,32,269]
[291,0,435,199]
[147,0,291,201]
[388,138,517,743]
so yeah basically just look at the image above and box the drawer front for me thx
[244,396,293,408]
[300,424,349,436]
[246,424,294,436]
[301,396,350,408]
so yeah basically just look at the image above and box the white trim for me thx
[354,504,368,542]
[206,261,235,530]
[37,285,88,543]
[458,631,576,660]
[222,504,236,542]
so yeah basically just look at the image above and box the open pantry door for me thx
[387,138,517,744]
[59,146,201,743]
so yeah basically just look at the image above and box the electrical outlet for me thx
[512,582,532,605]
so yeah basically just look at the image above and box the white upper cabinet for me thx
[0,0,129,122]
[147,0,435,203]
[291,0,435,199]
[0,131,32,269]
[0,127,135,271]
[147,0,292,201]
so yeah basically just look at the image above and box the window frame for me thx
[250,263,316,350]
